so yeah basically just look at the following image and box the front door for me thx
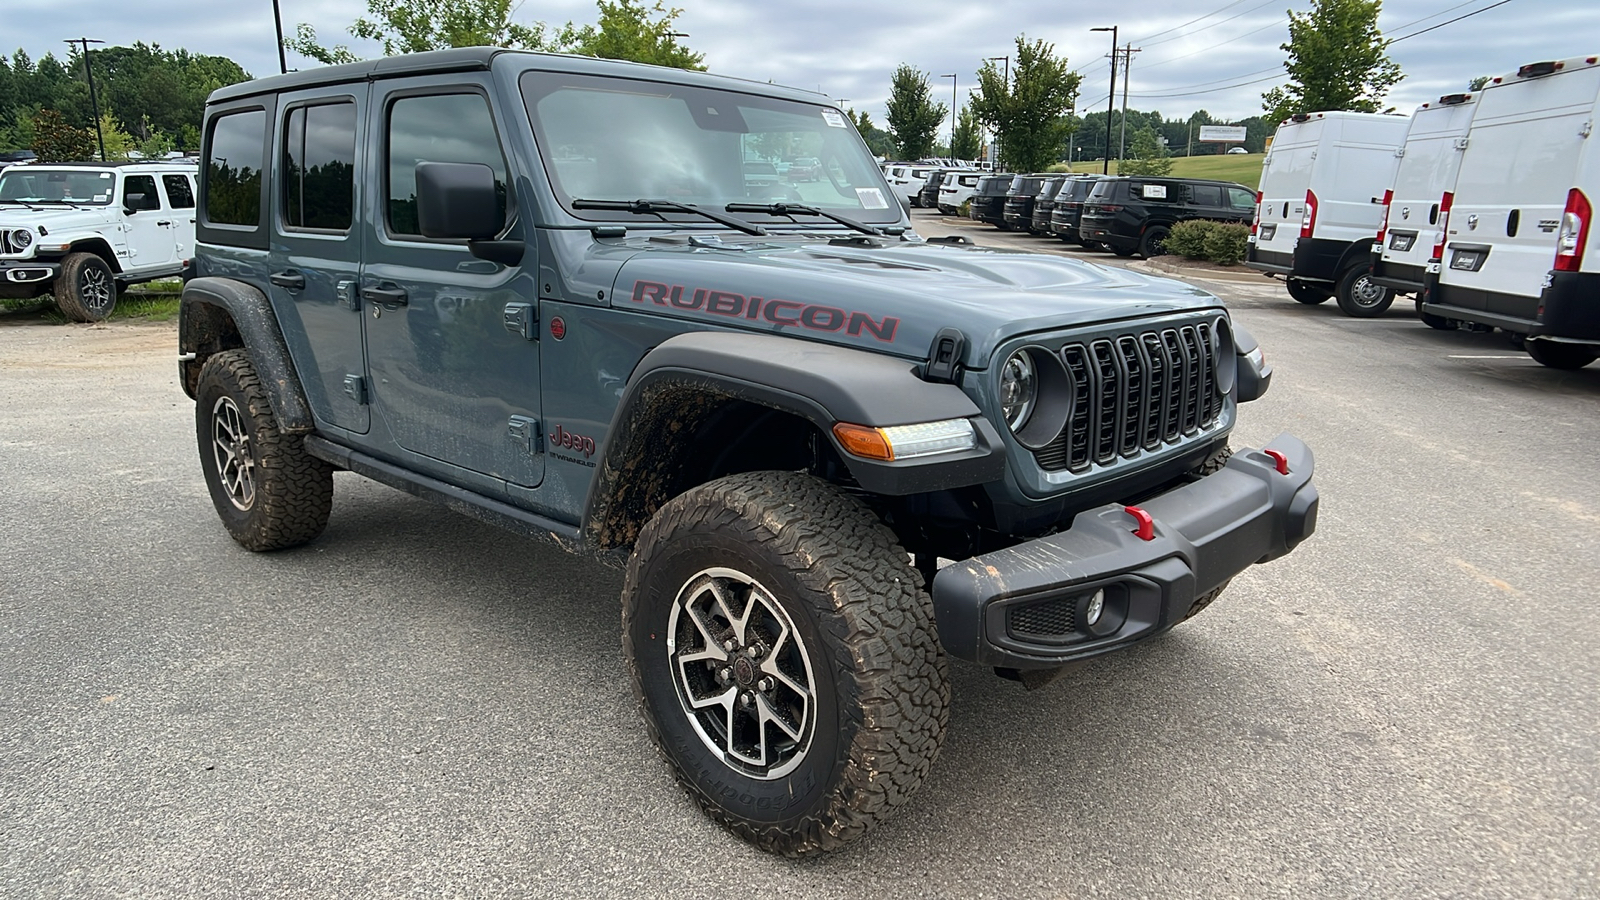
[118,173,171,274]
[266,89,369,434]
[361,78,542,488]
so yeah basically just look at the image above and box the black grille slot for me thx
[1032,321,1224,473]
[1008,598,1076,638]
[0,230,18,255]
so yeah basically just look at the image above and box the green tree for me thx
[29,108,94,161]
[885,64,946,161]
[950,105,981,160]
[1468,75,1490,91]
[1120,126,1172,176]
[1262,0,1402,123]
[969,36,1080,173]
[97,112,136,160]
[564,0,704,70]
[846,107,895,159]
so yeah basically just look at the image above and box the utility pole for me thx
[65,38,106,161]
[271,0,288,74]
[1118,44,1141,166]
[1090,27,1116,174]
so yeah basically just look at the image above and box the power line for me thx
[1383,0,1482,33]
[1141,15,1291,71]
[1141,0,1284,48]
[1131,72,1287,100]
[1130,65,1282,95]
[1135,0,1254,44]
[1387,0,1519,43]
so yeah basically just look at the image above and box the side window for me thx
[1228,186,1256,210]
[283,101,356,231]
[206,109,266,227]
[1188,184,1222,207]
[162,174,195,209]
[123,174,161,210]
[386,93,507,238]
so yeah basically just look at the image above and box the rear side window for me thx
[1228,187,1255,209]
[1188,184,1222,206]
[122,174,160,210]
[162,174,194,209]
[206,110,266,227]
[386,93,508,239]
[283,102,356,231]
[1088,180,1116,200]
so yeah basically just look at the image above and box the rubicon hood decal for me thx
[630,280,899,343]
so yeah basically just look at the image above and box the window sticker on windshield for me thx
[856,187,888,209]
[1142,184,1167,199]
[99,173,112,179]
[94,193,109,202]
[821,108,847,128]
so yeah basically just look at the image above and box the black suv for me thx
[1029,175,1071,234]
[1079,176,1257,258]
[1001,174,1051,231]
[176,48,1315,858]
[967,173,1015,227]
[1049,175,1104,244]
[916,168,956,210]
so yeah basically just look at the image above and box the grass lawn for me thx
[0,279,181,323]
[1054,154,1265,190]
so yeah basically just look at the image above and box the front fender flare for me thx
[179,276,313,433]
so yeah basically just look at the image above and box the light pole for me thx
[985,57,1008,168]
[271,0,287,74]
[940,74,956,155]
[65,38,106,161]
[1090,27,1116,174]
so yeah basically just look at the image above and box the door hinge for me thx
[503,302,538,340]
[343,374,368,405]
[337,279,359,311]
[1454,136,1470,150]
[508,415,543,454]
[1580,120,1593,139]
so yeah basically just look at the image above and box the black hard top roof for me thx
[209,46,831,107]
[3,160,196,169]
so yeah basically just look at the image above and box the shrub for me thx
[959,198,972,217]
[1165,220,1215,259]
[1202,222,1251,266]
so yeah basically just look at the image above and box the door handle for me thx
[361,284,409,307]
[270,270,306,291]
[156,220,172,226]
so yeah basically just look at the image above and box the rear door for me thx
[1254,121,1320,255]
[118,173,172,273]
[266,88,369,434]
[361,77,543,488]
[160,172,198,264]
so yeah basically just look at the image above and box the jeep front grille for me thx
[0,229,28,255]
[1033,322,1223,473]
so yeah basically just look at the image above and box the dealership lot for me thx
[2,214,1597,896]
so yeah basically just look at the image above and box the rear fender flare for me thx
[179,276,313,433]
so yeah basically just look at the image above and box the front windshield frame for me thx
[518,69,902,227]
[0,167,117,206]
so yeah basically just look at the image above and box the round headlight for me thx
[999,351,1036,430]
[11,228,32,249]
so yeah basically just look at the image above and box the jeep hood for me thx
[0,206,117,229]
[605,234,1224,368]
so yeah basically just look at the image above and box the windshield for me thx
[519,70,898,225]
[0,167,115,205]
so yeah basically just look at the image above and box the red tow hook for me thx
[1264,449,1290,475]
[1123,506,1155,541]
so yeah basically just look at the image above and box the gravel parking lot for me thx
[2,211,1597,898]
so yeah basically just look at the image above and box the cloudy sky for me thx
[9,0,1598,130]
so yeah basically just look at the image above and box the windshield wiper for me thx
[571,198,767,236]
[725,202,882,237]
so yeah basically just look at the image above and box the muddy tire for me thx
[195,349,333,551]
[54,252,118,322]
[622,471,949,857]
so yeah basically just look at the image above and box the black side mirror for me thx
[123,193,146,213]
[416,161,502,240]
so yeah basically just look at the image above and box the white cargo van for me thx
[1422,56,1600,369]
[1247,111,1411,316]
[1368,92,1479,321]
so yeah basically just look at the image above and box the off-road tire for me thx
[622,471,949,857]
[194,349,333,551]
[1140,225,1171,258]
[1286,278,1332,305]
[54,252,118,322]
[1335,265,1395,317]
[1526,339,1598,370]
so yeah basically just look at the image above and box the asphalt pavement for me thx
[2,212,1597,898]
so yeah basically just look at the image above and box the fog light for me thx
[1084,588,1105,626]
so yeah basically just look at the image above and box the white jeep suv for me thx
[0,160,198,321]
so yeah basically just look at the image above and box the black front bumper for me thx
[931,434,1318,669]
[0,259,60,285]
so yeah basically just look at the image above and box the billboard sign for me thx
[1199,125,1248,143]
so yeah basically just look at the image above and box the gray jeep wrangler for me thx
[179,48,1318,856]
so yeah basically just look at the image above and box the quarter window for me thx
[1228,187,1256,210]
[283,102,357,231]
[206,109,266,227]
[1189,184,1222,206]
[386,93,507,238]
[162,174,195,209]
[123,174,160,210]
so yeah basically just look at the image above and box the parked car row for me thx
[1246,54,1600,369]
[957,169,1255,259]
